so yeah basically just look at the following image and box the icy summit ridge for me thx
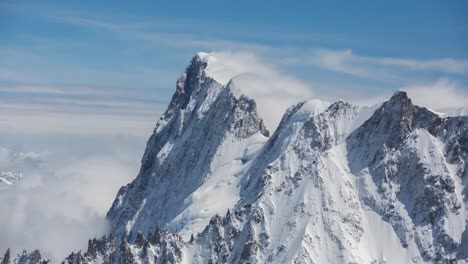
[157,52,268,132]
[194,52,247,85]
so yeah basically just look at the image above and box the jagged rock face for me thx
[0,249,49,264]
[1,249,10,264]
[347,92,468,262]
[347,91,440,171]
[62,227,184,264]
[107,54,269,240]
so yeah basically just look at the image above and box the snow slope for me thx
[183,92,467,264]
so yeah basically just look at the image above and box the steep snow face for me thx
[107,54,269,241]
[186,101,393,264]
[183,92,468,264]
[347,91,468,262]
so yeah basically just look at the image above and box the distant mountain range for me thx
[0,147,46,187]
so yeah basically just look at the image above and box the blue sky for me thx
[1,0,467,139]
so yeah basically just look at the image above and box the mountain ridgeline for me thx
[2,53,468,264]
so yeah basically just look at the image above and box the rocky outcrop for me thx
[62,227,184,264]
[0,250,49,264]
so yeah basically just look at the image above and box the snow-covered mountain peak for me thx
[348,90,420,158]
[388,90,410,103]
[107,54,270,241]
[193,52,249,85]
[344,91,468,262]
[163,54,219,122]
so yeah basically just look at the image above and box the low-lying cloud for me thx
[0,145,139,262]
[0,89,165,136]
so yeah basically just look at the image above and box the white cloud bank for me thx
[0,146,139,262]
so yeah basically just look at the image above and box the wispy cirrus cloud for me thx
[40,13,468,87]
[1,96,161,115]
[371,57,468,74]
[0,107,160,136]
[304,48,468,78]
[0,85,117,95]
[7,6,468,87]
[47,15,273,53]
[0,86,166,136]
[0,60,177,90]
